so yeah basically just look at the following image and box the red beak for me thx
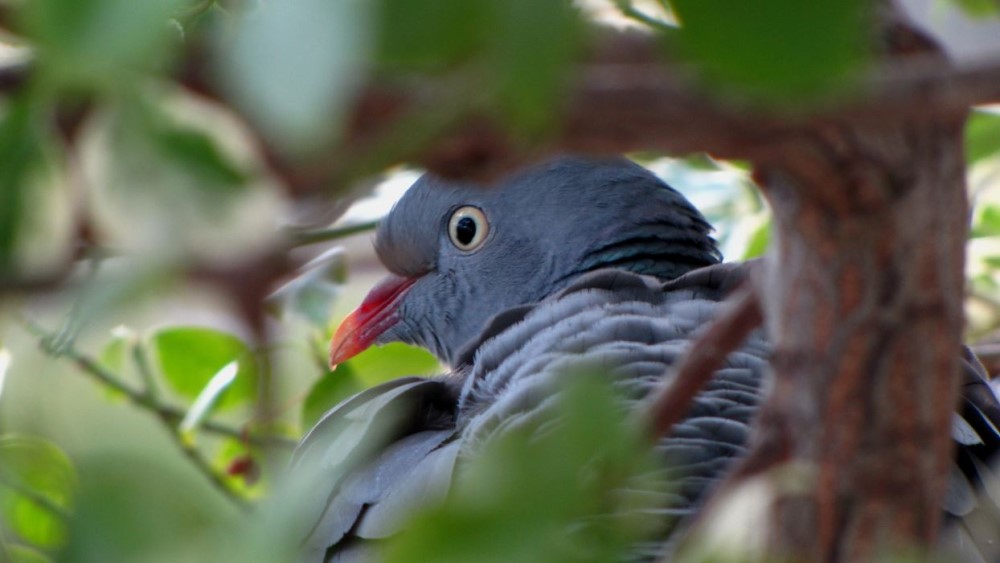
[329,274,418,369]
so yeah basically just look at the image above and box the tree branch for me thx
[17,319,294,447]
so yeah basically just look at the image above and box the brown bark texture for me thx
[729,9,973,556]
[751,112,967,559]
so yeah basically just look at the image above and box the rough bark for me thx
[750,111,967,559]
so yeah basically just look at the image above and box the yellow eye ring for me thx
[448,206,489,251]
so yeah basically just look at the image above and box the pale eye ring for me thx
[448,206,489,251]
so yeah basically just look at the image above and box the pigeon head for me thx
[329,156,721,367]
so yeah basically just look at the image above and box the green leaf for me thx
[951,0,999,18]
[490,0,581,130]
[341,342,440,388]
[301,364,364,430]
[376,0,488,68]
[0,435,75,550]
[151,327,258,410]
[669,0,867,100]
[0,99,43,274]
[98,327,133,374]
[966,108,1000,166]
[973,203,1000,238]
[218,0,372,152]
[6,544,51,563]
[151,124,248,193]
[742,218,771,259]
[60,452,240,561]
[21,0,180,91]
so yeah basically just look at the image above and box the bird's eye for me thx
[448,206,489,251]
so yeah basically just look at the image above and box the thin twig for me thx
[17,318,295,449]
[286,220,380,247]
[131,338,160,401]
[640,285,763,440]
[159,413,251,510]
[19,318,260,509]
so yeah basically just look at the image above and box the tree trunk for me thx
[748,82,969,562]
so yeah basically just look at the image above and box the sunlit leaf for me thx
[301,364,363,430]
[0,435,75,550]
[966,108,1000,166]
[669,0,867,99]
[973,203,1000,238]
[951,0,999,18]
[742,219,771,259]
[342,342,440,388]
[179,361,239,435]
[151,327,258,410]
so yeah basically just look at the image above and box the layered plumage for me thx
[293,156,1000,562]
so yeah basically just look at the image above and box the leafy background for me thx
[0,0,999,561]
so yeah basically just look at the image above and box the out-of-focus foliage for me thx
[0,436,74,559]
[668,0,867,100]
[0,0,998,561]
[385,376,663,563]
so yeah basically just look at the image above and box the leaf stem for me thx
[611,0,675,33]
[17,318,297,511]
[286,220,379,247]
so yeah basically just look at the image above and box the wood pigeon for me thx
[291,156,1000,562]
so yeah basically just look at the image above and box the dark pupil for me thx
[455,217,477,246]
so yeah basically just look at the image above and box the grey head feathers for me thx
[372,155,721,366]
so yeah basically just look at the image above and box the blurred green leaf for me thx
[151,327,258,410]
[22,0,180,91]
[151,123,248,192]
[97,327,137,374]
[669,0,866,99]
[951,0,999,17]
[342,342,440,388]
[83,98,280,260]
[0,435,75,550]
[6,544,51,563]
[377,0,487,68]
[742,218,771,259]
[966,108,1000,166]
[973,203,1000,238]
[0,99,43,274]
[218,0,371,152]
[301,364,363,430]
[386,376,662,563]
[490,0,581,129]
[60,452,242,562]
